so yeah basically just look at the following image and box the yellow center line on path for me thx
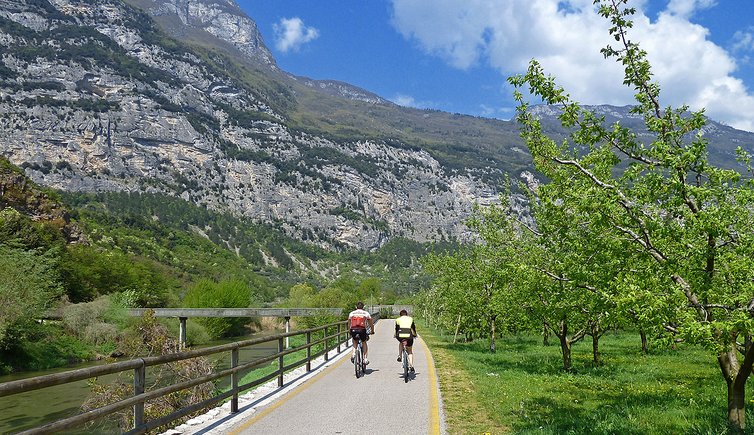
[227,354,350,435]
[419,336,442,435]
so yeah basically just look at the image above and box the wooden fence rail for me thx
[0,313,380,434]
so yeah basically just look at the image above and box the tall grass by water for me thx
[421,324,753,434]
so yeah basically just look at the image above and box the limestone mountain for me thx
[0,0,751,253]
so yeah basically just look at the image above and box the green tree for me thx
[286,283,317,307]
[60,245,175,306]
[357,277,382,309]
[525,172,635,368]
[422,199,521,352]
[509,0,754,429]
[182,279,255,339]
[0,245,64,350]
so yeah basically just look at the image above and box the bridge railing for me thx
[0,313,380,434]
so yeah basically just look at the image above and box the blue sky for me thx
[235,0,754,132]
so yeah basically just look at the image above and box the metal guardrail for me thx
[126,308,344,318]
[0,313,380,434]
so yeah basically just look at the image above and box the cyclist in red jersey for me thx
[348,301,374,365]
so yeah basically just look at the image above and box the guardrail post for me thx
[231,346,239,413]
[337,323,341,353]
[324,326,329,362]
[133,362,145,430]
[277,337,284,388]
[284,316,291,349]
[306,331,312,372]
[179,317,187,348]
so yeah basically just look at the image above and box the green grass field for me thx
[421,324,754,434]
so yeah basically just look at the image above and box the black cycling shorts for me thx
[396,336,414,347]
[350,328,368,342]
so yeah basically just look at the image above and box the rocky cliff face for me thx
[0,0,505,251]
[4,0,748,252]
[130,0,275,67]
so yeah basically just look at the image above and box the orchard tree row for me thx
[418,1,754,431]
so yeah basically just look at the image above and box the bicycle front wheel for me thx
[355,344,364,378]
[403,349,409,382]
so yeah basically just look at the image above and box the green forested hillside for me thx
[0,156,451,373]
[60,190,451,295]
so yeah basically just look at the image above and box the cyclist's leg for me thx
[406,337,415,369]
[361,330,369,364]
[350,329,359,360]
[397,338,403,361]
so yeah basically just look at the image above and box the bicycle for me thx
[354,336,366,378]
[400,338,410,382]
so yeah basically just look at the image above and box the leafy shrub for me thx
[0,245,64,350]
[61,297,110,333]
[0,208,65,251]
[60,245,176,306]
[61,296,126,346]
[84,311,213,432]
[182,279,255,339]
[83,322,119,346]
[15,331,94,371]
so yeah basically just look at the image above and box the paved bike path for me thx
[212,319,444,435]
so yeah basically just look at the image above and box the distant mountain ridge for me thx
[0,0,751,253]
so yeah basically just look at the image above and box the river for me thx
[0,331,281,434]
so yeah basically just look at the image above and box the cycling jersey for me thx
[348,308,372,329]
[395,315,415,338]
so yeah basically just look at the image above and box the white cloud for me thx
[273,17,319,53]
[666,0,716,18]
[389,0,754,132]
[732,28,754,53]
[392,94,418,107]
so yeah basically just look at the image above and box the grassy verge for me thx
[221,332,341,392]
[0,323,114,374]
[421,323,511,434]
[421,322,751,434]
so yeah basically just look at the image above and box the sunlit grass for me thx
[222,333,340,392]
[421,323,753,434]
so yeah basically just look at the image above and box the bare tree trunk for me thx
[718,340,754,432]
[592,332,601,366]
[640,330,648,354]
[726,376,746,433]
[559,335,572,372]
[557,320,572,372]
[489,315,497,353]
[453,314,462,344]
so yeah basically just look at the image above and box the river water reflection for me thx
[0,330,281,434]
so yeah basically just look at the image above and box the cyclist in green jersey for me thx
[394,309,417,372]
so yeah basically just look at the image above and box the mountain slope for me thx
[0,0,751,254]
[0,0,516,251]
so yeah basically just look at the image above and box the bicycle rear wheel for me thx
[354,342,364,378]
[402,347,409,382]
